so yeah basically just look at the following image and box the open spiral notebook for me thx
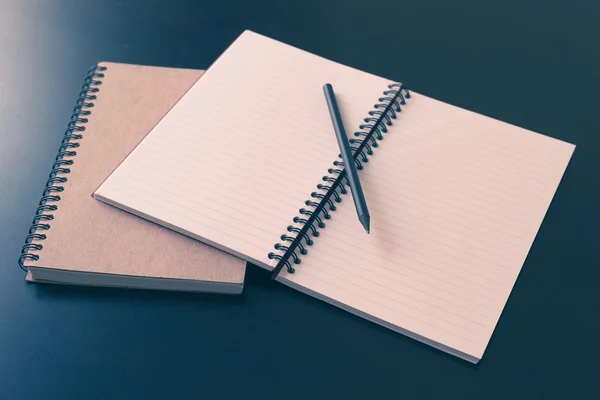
[95,31,575,362]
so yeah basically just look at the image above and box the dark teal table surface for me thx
[1,1,599,398]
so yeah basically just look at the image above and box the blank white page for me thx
[276,92,575,362]
[94,30,394,266]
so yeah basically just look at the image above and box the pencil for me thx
[323,83,370,233]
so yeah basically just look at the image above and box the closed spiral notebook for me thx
[95,31,575,361]
[18,62,245,293]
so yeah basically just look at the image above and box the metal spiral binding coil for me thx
[18,65,107,271]
[270,83,411,278]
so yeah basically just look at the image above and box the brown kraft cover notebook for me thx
[19,62,246,294]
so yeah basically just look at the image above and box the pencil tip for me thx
[359,215,370,234]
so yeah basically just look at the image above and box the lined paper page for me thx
[95,31,393,266]
[277,92,574,361]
